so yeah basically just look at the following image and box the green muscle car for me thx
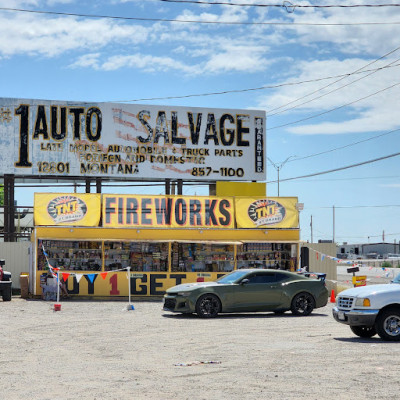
[163,269,328,318]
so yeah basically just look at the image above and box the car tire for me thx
[375,308,400,341]
[290,292,315,316]
[350,325,377,338]
[195,294,221,318]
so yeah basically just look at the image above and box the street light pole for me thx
[267,156,296,197]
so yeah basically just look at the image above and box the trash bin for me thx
[20,273,29,299]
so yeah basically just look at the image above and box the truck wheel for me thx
[2,285,12,301]
[375,308,400,341]
[350,325,376,338]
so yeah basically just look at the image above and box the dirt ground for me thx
[1,297,399,400]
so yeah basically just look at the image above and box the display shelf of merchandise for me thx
[104,241,168,272]
[236,243,292,270]
[38,240,102,271]
[171,242,235,272]
[37,240,296,273]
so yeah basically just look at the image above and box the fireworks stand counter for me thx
[30,193,301,298]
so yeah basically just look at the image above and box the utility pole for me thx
[267,156,296,196]
[310,215,313,243]
[333,205,335,244]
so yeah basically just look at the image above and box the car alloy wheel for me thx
[290,292,315,316]
[195,294,221,318]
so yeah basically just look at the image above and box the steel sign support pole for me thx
[57,271,60,303]
[4,174,15,242]
[127,267,131,306]
[333,205,335,244]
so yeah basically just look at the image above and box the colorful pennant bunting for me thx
[100,272,108,280]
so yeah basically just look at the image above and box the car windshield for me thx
[216,270,250,284]
[391,273,400,284]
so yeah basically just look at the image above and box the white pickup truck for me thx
[332,277,400,341]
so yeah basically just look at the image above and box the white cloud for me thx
[69,52,101,68]
[0,13,150,57]
[283,3,400,56]
[0,1,39,6]
[45,0,74,5]
[204,44,270,73]
[0,4,272,76]
[258,56,400,135]
[99,53,200,74]
[92,40,271,75]
[175,8,248,25]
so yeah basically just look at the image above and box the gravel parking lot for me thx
[1,297,399,400]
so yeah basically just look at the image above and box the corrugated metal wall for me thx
[0,242,31,289]
[302,242,337,294]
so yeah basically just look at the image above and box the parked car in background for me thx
[387,253,400,260]
[163,269,328,318]
[333,284,400,341]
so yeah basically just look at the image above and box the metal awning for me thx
[173,240,243,245]
[239,240,302,244]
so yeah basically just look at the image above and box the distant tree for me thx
[382,261,393,269]
[0,184,4,206]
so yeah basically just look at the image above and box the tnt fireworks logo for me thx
[248,199,286,227]
[47,196,87,224]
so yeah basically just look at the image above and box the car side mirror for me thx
[240,279,250,285]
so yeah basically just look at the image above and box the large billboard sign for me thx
[0,97,266,181]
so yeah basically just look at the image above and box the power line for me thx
[320,204,400,209]
[268,81,400,130]
[283,127,400,163]
[278,175,400,182]
[269,58,400,116]
[1,7,400,26]
[335,233,400,239]
[159,1,400,8]
[14,182,210,188]
[267,151,400,184]
[267,45,400,116]
[112,63,400,103]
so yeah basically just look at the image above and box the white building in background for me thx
[337,242,400,259]
[0,210,33,241]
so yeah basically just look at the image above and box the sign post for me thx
[127,267,134,311]
[347,266,360,287]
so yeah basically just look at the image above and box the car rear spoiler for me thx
[299,272,326,282]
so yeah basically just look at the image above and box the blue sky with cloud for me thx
[1,0,400,244]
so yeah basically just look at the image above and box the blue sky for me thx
[1,0,400,245]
